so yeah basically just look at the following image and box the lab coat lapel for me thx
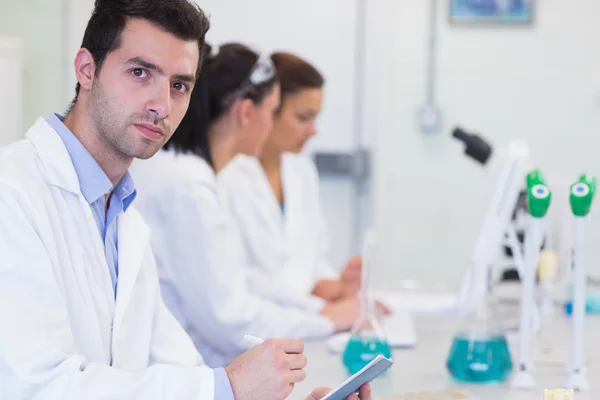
[26,118,81,193]
[280,155,296,238]
[252,157,285,231]
[112,209,149,335]
[278,154,303,266]
[77,194,118,316]
[27,118,116,309]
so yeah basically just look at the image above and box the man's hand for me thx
[225,338,307,400]
[307,383,372,400]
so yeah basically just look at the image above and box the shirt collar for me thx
[47,113,137,210]
[115,172,137,211]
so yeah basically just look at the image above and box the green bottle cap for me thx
[570,174,597,217]
[526,169,551,218]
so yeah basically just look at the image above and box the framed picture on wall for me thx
[450,0,534,25]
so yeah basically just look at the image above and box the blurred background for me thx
[2,0,599,290]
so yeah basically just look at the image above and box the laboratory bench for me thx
[290,313,600,400]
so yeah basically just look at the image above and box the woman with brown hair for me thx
[219,52,387,323]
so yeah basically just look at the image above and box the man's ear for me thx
[73,48,97,92]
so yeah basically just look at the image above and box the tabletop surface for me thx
[290,312,600,400]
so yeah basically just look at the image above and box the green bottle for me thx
[570,174,597,217]
[526,169,551,218]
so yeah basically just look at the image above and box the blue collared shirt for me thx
[48,114,234,399]
[47,113,136,295]
[213,368,235,399]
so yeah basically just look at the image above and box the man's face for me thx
[87,18,199,160]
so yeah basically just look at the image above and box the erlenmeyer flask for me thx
[446,293,513,383]
[342,320,392,375]
[342,231,392,375]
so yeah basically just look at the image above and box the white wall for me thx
[0,0,67,136]
[199,0,360,153]
[66,0,94,105]
[369,1,600,288]
[0,36,22,146]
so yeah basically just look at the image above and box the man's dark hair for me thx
[68,0,210,112]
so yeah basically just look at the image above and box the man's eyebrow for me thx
[173,74,196,85]
[126,57,164,74]
[126,57,195,84]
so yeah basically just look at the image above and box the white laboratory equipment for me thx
[448,130,533,384]
[511,170,552,390]
[453,134,531,315]
[566,174,596,391]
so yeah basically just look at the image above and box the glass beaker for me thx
[342,230,392,375]
[446,294,513,383]
[343,320,392,375]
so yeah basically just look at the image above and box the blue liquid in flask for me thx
[342,335,392,375]
[446,333,513,383]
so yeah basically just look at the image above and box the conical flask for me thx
[342,231,392,375]
[446,292,513,383]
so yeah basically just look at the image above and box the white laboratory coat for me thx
[217,154,339,312]
[130,150,334,368]
[0,119,215,399]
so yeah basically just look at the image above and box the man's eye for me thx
[131,69,148,78]
[173,82,189,93]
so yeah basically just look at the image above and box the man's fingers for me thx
[358,383,371,399]
[289,369,307,383]
[281,338,305,354]
[309,383,371,400]
[288,353,308,370]
[308,387,331,400]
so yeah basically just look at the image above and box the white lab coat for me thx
[0,119,215,399]
[130,149,334,368]
[217,153,339,312]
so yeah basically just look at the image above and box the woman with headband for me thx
[131,44,361,369]
[218,52,392,314]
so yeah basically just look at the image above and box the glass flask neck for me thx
[461,293,506,336]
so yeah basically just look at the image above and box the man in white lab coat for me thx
[0,1,371,399]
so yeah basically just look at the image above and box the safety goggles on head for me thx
[222,53,276,106]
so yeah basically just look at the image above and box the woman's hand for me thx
[312,256,363,301]
[339,256,362,297]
